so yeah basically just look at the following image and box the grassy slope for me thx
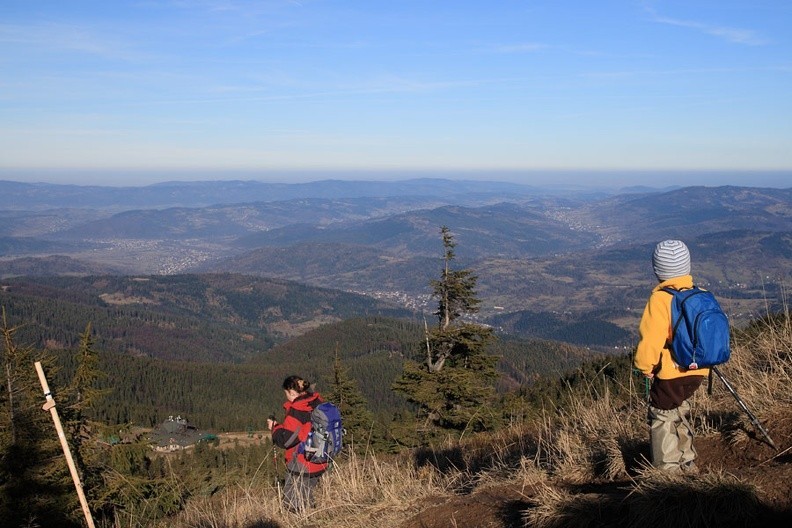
[163,312,792,528]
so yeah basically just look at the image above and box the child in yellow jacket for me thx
[634,240,708,472]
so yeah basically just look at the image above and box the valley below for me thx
[2,179,790,348]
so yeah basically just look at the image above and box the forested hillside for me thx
[1,265,595,434]
[41,316,593,431]
[0,273,411,361]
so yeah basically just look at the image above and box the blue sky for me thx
[1,1,791,186]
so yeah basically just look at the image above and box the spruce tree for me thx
[326,350,377,452]
[393,227,498,434]
[63,323,109,516]
[1,308,74,526]
[69,323,106,414]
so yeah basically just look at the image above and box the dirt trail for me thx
[399,412,792,528]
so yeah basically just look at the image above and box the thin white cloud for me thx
[645,7,768,46]
[580,65,773,80]
[492,42,548,54]
[0,23,153,61]
[344,74,492,94]
[142,0,295,15]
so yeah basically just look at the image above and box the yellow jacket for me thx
[634,275,710,380]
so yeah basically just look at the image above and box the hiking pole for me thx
[268,414,279,488]
[712,365,777,450]
[34,361,97,528]
[632,368,650,403]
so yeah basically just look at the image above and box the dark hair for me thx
[282,375,310,393]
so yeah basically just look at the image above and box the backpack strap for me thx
[283,423,304,449]
[660,286,698,339]
[660,287,684,348]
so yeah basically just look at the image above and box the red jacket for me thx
[271,391,328,476]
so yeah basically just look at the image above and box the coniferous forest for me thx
[1,229,604,527]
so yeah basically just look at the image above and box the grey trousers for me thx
[648,399,696,471]
[283,470,321,513]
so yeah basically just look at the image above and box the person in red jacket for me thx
[267,375,328,512]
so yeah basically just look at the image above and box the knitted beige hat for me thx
[652,240,691,281]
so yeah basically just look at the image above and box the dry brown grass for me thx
[537,378,646,483]
[717,310,791,408]
[159,447,452,528]
[523,468,761,528]
[523,484,614,528]
[625,467,761,528]
[523,308,791,528]
[122,311,790,528]
[699,308,792,445]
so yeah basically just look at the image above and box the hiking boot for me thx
[681,461,699,474]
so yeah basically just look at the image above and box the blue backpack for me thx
[662,286,731,370]
[299,401,343,463]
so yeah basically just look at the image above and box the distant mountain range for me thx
[1,179,790,348]
[1,178,593,210]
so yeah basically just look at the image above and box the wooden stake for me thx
[34,361,96,528]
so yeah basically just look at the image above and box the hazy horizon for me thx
[1,168,790,190]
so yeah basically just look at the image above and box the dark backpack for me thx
[298,401,343,463]
[662,286,731,370]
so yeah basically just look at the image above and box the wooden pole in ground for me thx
[34,361,96,528]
